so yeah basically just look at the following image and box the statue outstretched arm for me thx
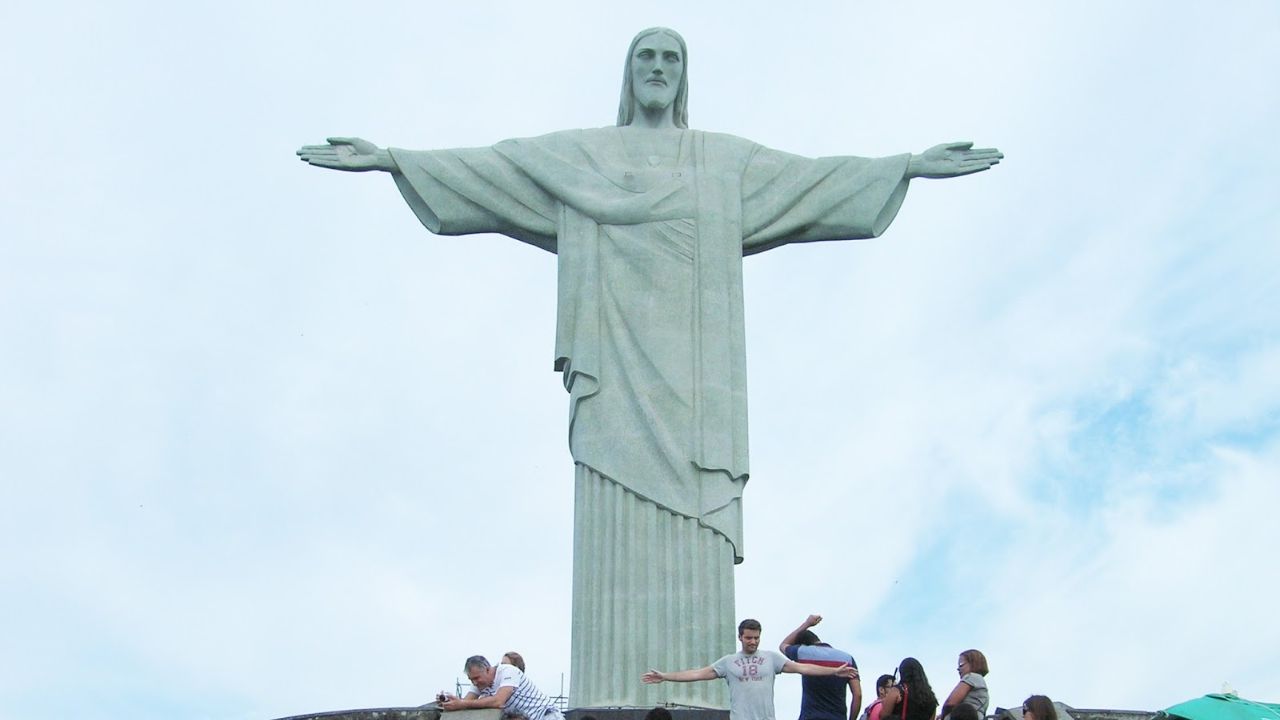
[296,136,398,172]
[906,141,1002,179]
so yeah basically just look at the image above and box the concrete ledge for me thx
[274,707,502,720]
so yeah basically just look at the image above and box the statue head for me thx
[617,27,689,128]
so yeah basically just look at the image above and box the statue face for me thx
[629,32,683,113]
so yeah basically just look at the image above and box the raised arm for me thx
[296,136,399,172]
[906,141,1003,179]
[642,666,718,683]
[779,614,823,653]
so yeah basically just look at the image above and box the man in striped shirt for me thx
[440,655,564,720]
[779,615,862,720]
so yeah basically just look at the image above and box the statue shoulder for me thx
[697,129,758,151]
[496,126,617,152]
[695,129,765,168]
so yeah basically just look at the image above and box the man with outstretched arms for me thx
[779,614,862,720]
[643,619,858,720]
[440,655,563,720]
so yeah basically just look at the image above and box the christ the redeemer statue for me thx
[297,27,1001,710]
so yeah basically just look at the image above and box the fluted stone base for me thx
[570,465,734,709]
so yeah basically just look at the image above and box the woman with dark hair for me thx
[940,649,990,719]
[880,658,939,720]
[1022,696,1057,720]
[860,674,897,720]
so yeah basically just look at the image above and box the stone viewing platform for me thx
[274,707,496,720]
[271,707,733,720]
[995,706,1156,720]
[275,704,1149,720]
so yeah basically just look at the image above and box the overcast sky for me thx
[2,1,1278,719]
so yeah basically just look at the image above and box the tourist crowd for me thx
[432,615,1060,720]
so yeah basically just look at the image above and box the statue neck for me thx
[629,102,677,129]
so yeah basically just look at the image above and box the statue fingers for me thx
[297,144,339,155]
[298,151,342,165]
[962,148,1003,161]
[304,154,362,169]
[967,152,1002,164]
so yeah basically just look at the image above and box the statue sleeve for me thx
[387,146,559,253]
[739,146,912,255]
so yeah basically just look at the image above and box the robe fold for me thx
[388,128,909,707]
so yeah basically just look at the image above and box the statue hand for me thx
[907,141,1003,179]
[296,136,394,172]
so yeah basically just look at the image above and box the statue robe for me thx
[388,128,909,708]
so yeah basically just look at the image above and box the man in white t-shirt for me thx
[643,619,859,720]
[440,655,563,720]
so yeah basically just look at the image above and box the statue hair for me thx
[617,27,689,128]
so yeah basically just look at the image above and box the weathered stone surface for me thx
[273,707,497,720]
[993,706,1156,720]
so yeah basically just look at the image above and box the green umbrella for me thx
[1164,695,1280,720]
